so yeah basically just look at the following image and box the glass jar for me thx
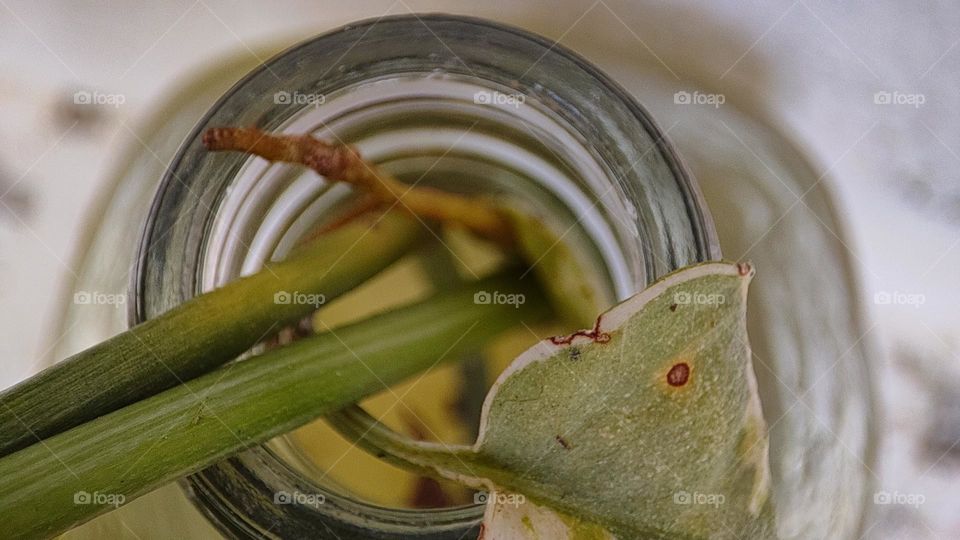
[635,87,878,540]
[50,14,873,540]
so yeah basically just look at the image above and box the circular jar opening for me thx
[134,15,716,538]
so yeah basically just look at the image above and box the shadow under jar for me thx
[50,14,873,540]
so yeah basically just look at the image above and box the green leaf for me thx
[335,262,776,539]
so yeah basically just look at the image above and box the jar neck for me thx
[134,14,716,539]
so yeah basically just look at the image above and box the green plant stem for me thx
[0,272,548,539]
[0,210,422,457]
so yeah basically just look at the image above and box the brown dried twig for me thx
[203,127,513,246]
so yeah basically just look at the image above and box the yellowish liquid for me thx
[284,230,566,509]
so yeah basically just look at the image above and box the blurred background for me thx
[0,1,957,538]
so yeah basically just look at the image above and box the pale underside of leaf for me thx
[336,262,775,539]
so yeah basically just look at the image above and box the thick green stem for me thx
[0,210,422,457]
[0,272,549,539]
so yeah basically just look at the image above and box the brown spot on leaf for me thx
[669,303,678,312]
[555,434,571,449]
[667,363,690,387]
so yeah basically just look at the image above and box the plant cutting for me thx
[0,127,776,539]
[333,262,773,539]
[0,271,550,539]
[0,210,422,457]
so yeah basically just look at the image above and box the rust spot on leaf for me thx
[667,362,691,387]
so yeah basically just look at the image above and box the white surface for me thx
[0,1,957,538]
